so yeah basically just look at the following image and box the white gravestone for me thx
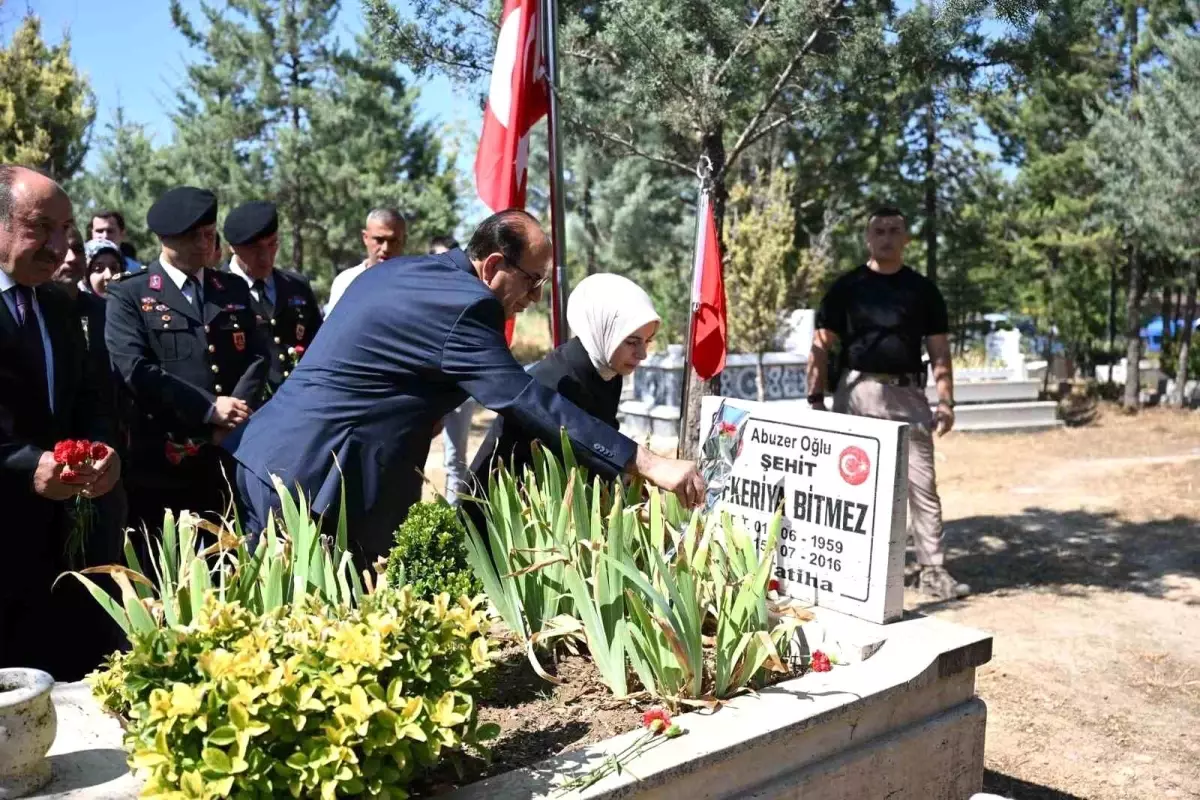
[698,396,908,624]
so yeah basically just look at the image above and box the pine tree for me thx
[67,105,176,259]
[166,1,459,283]
[0,14,95,181]
[725,169,797,401]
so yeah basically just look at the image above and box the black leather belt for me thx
[858,371,926,388]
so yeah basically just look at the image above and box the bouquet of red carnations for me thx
[53,439,110,567]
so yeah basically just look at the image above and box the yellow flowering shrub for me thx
[91,588,495,799]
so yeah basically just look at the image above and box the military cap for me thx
[146,187,218,237]
[223,201,279,246]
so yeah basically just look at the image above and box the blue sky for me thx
[18,0,484,171]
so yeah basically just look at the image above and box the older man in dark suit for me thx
[0,165,122,678]
[225,209,704,564]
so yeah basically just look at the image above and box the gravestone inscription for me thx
[698,396,909,624]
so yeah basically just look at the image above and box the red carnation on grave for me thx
[642,708,672,733]
[811,650,832,673]
[768,578,780,593]
[90,442,109,462]
[718,421,737,435]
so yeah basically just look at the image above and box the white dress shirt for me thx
[159,254,204,306]
[228,257,276,308]
[0,271,55,412]
[325,261,367,315]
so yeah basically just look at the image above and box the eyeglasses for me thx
[504,258,548,291]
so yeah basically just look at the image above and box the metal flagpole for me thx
[543,0,569,347]
[676,169,710,458]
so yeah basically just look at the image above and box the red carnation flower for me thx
[811,650,832,673]
[642,708,671,733]
[60,468,81,483]
[718,421,737,435]
[768,578,780,593]
[53,441,74,464]
[90,442,109,462]
[293,344,306,358]
[69,440,91,467]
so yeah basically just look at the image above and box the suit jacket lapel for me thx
[203,270,233,324]
[36,286,69,420]
[0,291,16,337]
[150,261,202,323]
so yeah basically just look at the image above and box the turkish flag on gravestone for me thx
[476,0,549,344]
[689,192,728,380]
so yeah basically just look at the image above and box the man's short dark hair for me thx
[868,206,908,224]
[93,209,127,232]
[428,235,459,253]
[467,209,539,265]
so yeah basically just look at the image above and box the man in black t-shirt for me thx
[807,207,969,600]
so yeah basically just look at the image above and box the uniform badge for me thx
[141,301,155,312]
[233,331,246,351]
[225,303,246,311]
[295,323,306,341]
[155,304,169,311]
[210,274,225,291]
[149,274,162,290]
[289,296,307,307]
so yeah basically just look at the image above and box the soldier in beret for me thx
[223,201,322,392]
[104,187,270,536]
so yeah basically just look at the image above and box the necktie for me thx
[185,275,201,306]
[252,278,274,318]
[13,285,49,409]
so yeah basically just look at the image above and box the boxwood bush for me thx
[94,588,495,799]
[385,502,482,601]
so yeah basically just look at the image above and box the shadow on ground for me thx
[983,769,1090,799]
[934,507,1199,601]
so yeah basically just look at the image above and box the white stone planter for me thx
[37,615,992,800]
[0,668,57,798]
[442,613,992,799]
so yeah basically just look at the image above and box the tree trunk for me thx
[679,127,726,461]
[1123,243,1144,411]
[1161,284,1173,350]
[581,174,599,276]
[923,86,938,285]
[290,48,305,274]
[755,352,766,402]
[1170,263,1197,407]
[1106,259,1118,382]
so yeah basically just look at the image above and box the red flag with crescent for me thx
[476,0,549,343]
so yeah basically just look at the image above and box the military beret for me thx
[223,201,279,246]
[146,187,218,237]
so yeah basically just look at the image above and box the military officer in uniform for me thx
[222,201,322,392]
[105,187,270,536]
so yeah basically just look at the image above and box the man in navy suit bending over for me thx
[224,209,704,563]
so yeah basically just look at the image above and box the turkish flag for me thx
[689,192,727,380]
[476,0,549,344]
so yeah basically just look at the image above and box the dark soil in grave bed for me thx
[411,642,646,795]
[410,639,811,796]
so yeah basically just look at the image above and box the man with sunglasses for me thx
[224,209,706,567]
[105,187,270,537]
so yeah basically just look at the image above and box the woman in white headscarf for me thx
[469,273,661,494]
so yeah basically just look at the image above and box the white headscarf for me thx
[567,273,661,381]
